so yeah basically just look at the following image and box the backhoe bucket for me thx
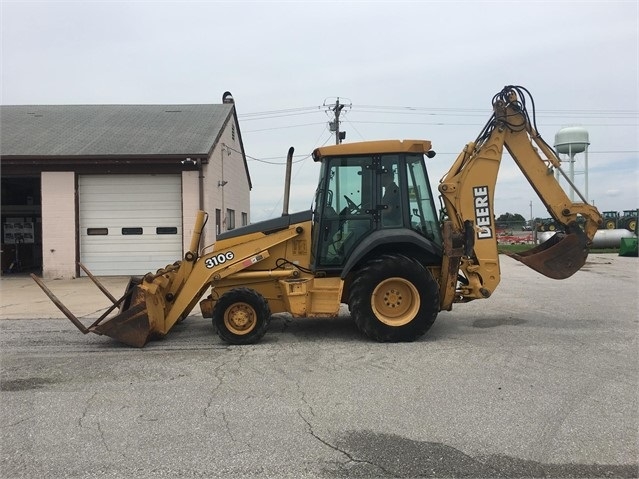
[88,279,154,348]
[506,228,589,280]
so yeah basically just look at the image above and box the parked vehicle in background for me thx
[596,209,636,232]
[601,211,620,229]
[536,218,561,232]
[618,209,637,233]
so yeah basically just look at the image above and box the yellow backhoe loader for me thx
[32,85,602,347]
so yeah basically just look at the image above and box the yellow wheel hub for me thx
[371,277,420,327]
[224,302,257,335]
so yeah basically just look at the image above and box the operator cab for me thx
[311,140,442,271]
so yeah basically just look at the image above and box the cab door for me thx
[313,156,375,270]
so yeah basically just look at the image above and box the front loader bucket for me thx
[30,271,156,348]
[89,280,154,348]
[506,228,589,280]
[90,303,151,348]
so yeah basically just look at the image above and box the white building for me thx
[1,92,252,278]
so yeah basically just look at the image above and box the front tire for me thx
[213,288,271,345]
[348,254,439,342]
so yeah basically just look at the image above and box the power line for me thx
[239,108,637,134]
[240,110,324,121]
[242,118,637,130]
[236,102,637,164]
[240,105,322,117]
[238,104,638,120]
[353,104,638,118]
[344,119,638,127]
[243,122,326,133]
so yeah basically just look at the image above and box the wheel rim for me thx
[224,302,257,335]
[606,221,615,229]
[629,220,637,231]
[371,277,420,327]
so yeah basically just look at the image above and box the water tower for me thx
[554,126,589,202]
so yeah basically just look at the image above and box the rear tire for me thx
[213,288,271,345]
[348,254,439,342]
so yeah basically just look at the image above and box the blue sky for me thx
[2,0,637,222]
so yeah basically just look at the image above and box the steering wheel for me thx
[343,195,361,214]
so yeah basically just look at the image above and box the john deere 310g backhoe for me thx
[32,85,602,347]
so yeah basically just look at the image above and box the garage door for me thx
[79,174,183,276]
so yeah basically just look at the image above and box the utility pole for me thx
[333,98,344,145]
[328,98,347,145]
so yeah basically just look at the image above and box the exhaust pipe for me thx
[282,147,294,216]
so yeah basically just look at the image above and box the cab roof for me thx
[312,139,433,162]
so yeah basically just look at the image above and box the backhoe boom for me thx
[438,85,602,304]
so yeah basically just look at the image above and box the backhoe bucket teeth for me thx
[89,281,154,348]
[506,228,588,280]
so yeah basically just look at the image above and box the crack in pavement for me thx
[297,411,395,477]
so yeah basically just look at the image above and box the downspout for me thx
[198,158,204,211]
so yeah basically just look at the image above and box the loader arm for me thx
[91,214,306,347]
[438,86,602,304]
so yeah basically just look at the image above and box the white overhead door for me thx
[79,174,183,276]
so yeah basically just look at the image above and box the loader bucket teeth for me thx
[506,228,588,280]
[90,303,152,348]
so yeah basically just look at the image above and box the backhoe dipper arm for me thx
[439,86,602,302]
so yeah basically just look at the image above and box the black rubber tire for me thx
[212,288,271,345]
[348,254,439,342]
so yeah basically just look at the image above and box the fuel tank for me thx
[538,229,636,249]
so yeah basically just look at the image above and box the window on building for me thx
[156,227,177,235]
[241,212,248,226]
[227,209,235,230]
[215,209,221,235]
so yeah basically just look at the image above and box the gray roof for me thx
[0,104,234,157]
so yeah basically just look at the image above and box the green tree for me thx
[496,212,526,227]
